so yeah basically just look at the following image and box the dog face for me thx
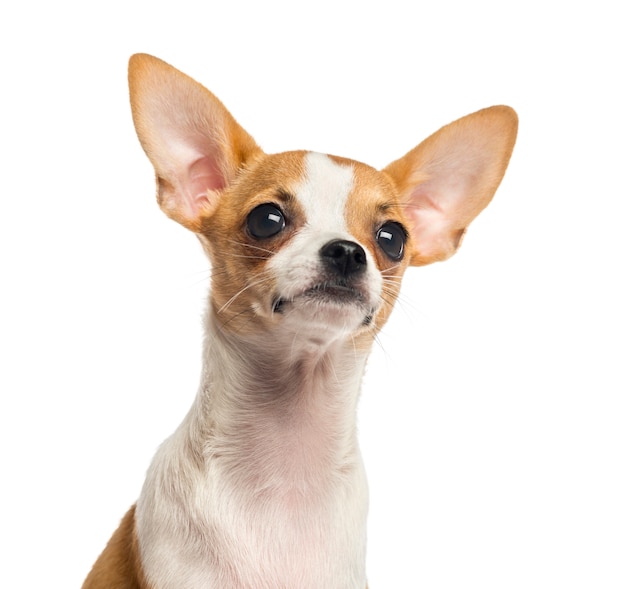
[198,150,410,344]
[128,54,517,348]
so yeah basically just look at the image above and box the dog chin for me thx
[272,287,376,336]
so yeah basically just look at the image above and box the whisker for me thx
[216,306,255,333]
[224,238,275,257]
[217,272,273,314]
[381,277,403,288]
[226,252,272,261]
[372,331,389,359]
[380,262,403,274]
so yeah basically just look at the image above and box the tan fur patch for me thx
[82,505,149,589]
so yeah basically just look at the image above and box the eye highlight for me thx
[376,222,406,260]
[247,203,286,239]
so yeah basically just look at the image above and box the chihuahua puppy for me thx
[83,54,517,589]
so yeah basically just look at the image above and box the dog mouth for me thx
[272,282,375,325]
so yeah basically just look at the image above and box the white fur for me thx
[296,152,354,236]
[269,153,383,346]
[135,152,379,588]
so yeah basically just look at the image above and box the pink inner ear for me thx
[403,188,458,263]
[185,155,227,216]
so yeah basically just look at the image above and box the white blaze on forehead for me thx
[296,152,354,234]
[266,150,383,332]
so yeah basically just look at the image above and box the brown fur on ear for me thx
[128,54,263,231]
[383,106,518,265]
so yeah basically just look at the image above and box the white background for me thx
[1,1,624,588]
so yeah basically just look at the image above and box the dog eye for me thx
[247,203,286,239]
[376,222,406,260]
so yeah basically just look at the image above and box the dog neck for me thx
[136,307,371,589]
[188,307,371,484]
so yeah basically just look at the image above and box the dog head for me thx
[128,54,517,349]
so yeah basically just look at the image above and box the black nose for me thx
[320,239,367,277]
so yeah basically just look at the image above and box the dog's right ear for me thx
[128,54,262,231]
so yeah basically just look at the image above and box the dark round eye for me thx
[376,222,406,260]
[247,203,286,239]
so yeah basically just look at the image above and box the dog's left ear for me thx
[383,106,518,266]
[128,54,262,231]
